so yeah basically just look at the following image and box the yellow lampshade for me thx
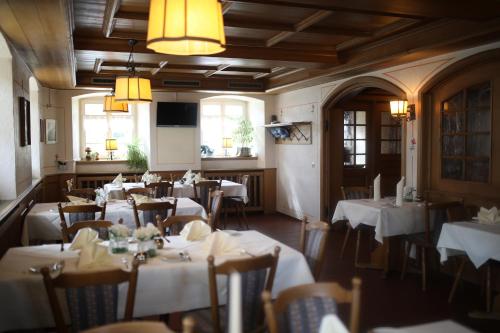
[222,137,233,148]
[105,139,118,151]
[114,76,152,103]
[147,0,226,55]
[390,100,408,119]
[103,94,129,112]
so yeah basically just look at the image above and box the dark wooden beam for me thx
[204,64,231,77]
[151,61,168,75]
[93,58,103,73]
[227,0,500,20]
[102,61,272,73]
[102,0,121,37]
[74,35,338,64]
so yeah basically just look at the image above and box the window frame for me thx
[343,110,367,168]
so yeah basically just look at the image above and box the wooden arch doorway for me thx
[321,77,407,220]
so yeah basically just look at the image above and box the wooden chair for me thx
[193,180,222,211]
[132,199,177,229]
[62,188,96,201]
[223,175,250,230]
[339,186,373,264]
[41,261,139,333]
[146,181,174,198]
[82,318,195,333]
[158,215,208,236]
[400,199,463,291]
[123,187,156,199]
[207,190,224,231]
[300,217,330,281]
[188,247,281,333]
[262,277,362,333]
[61,220,114,243]
[58,202,106,228]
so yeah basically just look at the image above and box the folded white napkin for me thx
[69,228,113,270]
[373,174,381,201]
[131,194,154,205]
[477,207,500,225]
[395,176,405,207]
[319,314,349,333]
[183,169,193,180]
[193,172,202,183]
[66,195,95,205]
[66,179,73,192]
[180,220,211,241]
[203,231,240,256]
[141,170,150,182]
[112,173,125,186]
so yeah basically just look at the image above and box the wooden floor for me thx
[222,213,498,333]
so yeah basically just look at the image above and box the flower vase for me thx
[138,239,157,258]
[109,235,128,254]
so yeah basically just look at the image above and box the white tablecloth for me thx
[104,180,247,200]
[0,231,313,332]
[331,198,425,243]
[22,198,207,245]
[373,320,478,333]
[437,222,500,268]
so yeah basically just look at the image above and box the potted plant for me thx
[126,139,148,172]
[233,119,254,157]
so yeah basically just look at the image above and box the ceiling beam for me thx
[102,61,272,73]
[79,70,256,81]
[221,1,233,14]
[74,35,338,64]
[227,0,500,20]
[266,10,332,47]
[205,64,231,77]
[102,0,121,37]
[93,58,103,73]
[151,61,168,75]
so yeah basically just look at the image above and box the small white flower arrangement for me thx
[95,187,106,201]
[134,223,161,241]
[109,224,130,238]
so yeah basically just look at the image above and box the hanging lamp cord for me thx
[127,39,138,75]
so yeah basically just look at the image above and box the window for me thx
[344,111,366,167]
[81,101,135,159]
[380,111,401,154]
[441,81,491,182]
[201,100,247,156]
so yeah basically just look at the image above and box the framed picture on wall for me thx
[19,97,31,146]
[46,119,57,144]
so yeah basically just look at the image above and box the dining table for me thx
[371,320,478,333]
[22,198,207,246]
[0,230,314,332]
[103,180,247,200]
[332,197,426,273]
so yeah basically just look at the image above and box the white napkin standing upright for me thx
[141,170,150,182]
[180,220,212,241]
[477,207,500,225]
[318,314,349,333]
[69,228,113,270]
[395,176,405,207]
[373,174,381,201]
[203,231,240,256]
[112,173,124,186]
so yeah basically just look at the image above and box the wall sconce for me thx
[390,100,416,122]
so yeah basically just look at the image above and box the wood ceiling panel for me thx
[283,32,350,46]
[74,0,106,29]
[223,2,318,23]
[224,27,277,40]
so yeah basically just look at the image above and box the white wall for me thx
[274,41,500,221]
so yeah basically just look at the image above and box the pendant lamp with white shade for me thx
[146,0,226,56]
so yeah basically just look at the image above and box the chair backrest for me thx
[447,204,478,222]
[124,187,155,198]
[300,217,330,281]
[158,215,207,236]
[341,186,372,200]
[132,199,177,228]
[61,220,114,243]
[262,278,362,333]
[146,181,174,198]
[58,202,106,228]
[207,190,224,230]
[41,262,139,333]
[63,188,96,201]
[193,180,222,210]
[207,247,281,333]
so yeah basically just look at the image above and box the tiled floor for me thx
[223,213,498,333]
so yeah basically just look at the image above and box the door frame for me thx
[320,76,407,220]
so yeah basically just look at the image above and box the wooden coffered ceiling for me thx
[2,0,500,92]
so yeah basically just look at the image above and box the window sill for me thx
[201,156,258,161]
[76,160,127,165]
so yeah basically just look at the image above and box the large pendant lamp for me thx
[146,0,226,55]
[115,40,153,103]
[103,92,129,112]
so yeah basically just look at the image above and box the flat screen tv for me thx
[156,102,198,127]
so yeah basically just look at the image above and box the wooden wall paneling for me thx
[263,168,276,214]
[42,175,61,203]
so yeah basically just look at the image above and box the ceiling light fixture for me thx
[146,0,226,56]
[103,90,129,112]
[114,40,152,103]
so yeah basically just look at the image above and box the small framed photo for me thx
[46,119,57,144]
